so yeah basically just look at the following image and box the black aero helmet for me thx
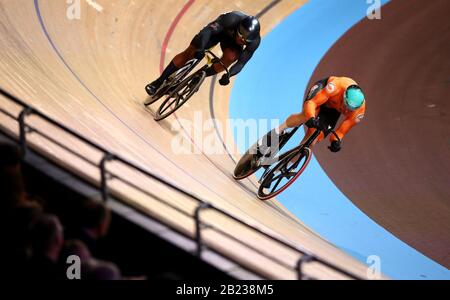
[238,16,260,43]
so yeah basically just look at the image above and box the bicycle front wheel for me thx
[154,71,205,121]
[145,59,198,106]
[257,147,312,201]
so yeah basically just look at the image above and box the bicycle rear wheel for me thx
[154,71,206,121]
[257,147,312,201]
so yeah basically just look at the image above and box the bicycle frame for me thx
[172,49,231,90]
[257,124,341,198]
[278,124,341,162]
[204,50,231,79]
[153,50,231,121]
[167,49,230,87]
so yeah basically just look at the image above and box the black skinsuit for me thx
[191,11,261,77]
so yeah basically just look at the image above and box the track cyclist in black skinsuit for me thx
[145,11,261,95]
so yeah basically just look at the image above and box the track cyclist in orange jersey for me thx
[145,11,261,96]
[277,76,366,152]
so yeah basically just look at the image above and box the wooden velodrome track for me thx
[0,0,381,279]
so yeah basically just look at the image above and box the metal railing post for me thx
[0,87,365,280]
[18,107,33,157]
[100,153,115,202]
[297,254,315,280]
[194,202,211,258]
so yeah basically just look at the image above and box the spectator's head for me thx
[61,239,91,262]
[83,259,121,280]
[30,214,64,262]
[9,204,44,254]
[80,200,111,239]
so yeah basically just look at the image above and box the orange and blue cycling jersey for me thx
[303,76,366,143]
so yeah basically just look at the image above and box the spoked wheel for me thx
[144,59,197,106]
[154,71,206,121]
[233,127,300,180]
[257,147,312,201]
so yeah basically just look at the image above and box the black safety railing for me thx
[0,88,363,280]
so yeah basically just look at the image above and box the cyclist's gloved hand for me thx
[328,140,341,153]
[194,50,205,60]
[305,117,320,129]
[219,74,230,86]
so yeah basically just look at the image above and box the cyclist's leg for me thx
[172,45,197,68]
[302,127,323,148]
[278,110,321,148]
[146,33,218,94]
[167,32,215,76]
[259,110,315,170]
[278,77,330,133]
[300,106,340,148]
[300,106,340,147]
[317,106,340,144]
[285,112,308,129]
[273,123,320,175]
[173,31,220,68]
[205,39,242,76]
[218,46,241,71]
[148,45,195,90]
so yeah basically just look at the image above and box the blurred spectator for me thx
[1,142,145,281]
[61,239,91,263]
[154,271,183,280]
[27,214,65,279]
[0,142,26,210]
[1,142,44,278]
[83,259,121,280]
[8,203,44,258]
[74,200,111,255]
[0,142,43,213]
[61,239,122,280]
